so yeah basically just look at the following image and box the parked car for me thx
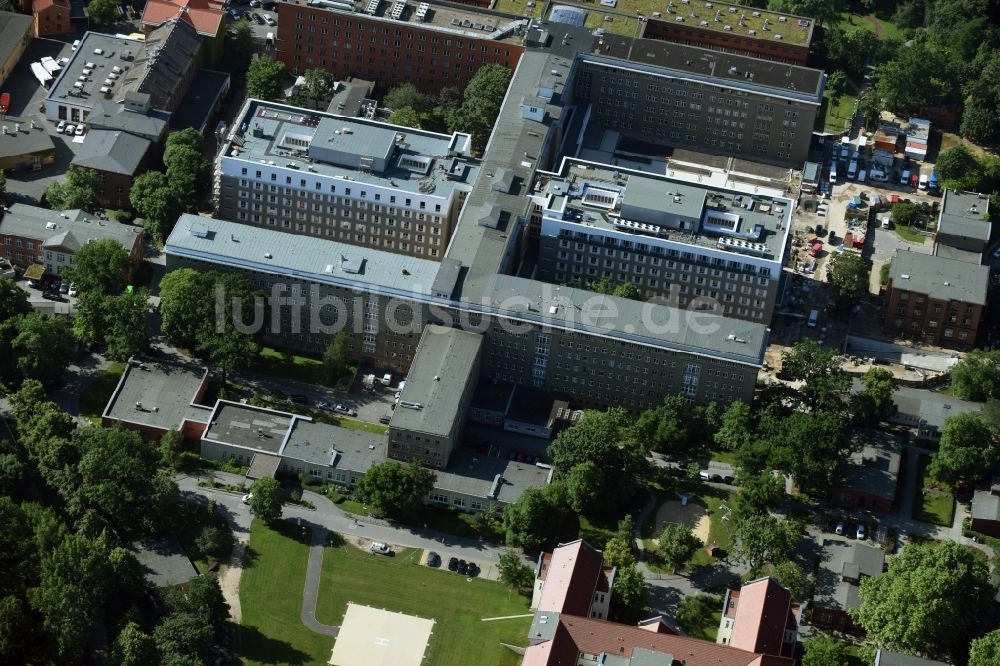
[316,400,332,410]
[334,404,357,416]
[370,542,394,556]
[75,124,85,136]
[835,522,845,536]
[67,284,77,297]
[426,552,441,567]
[58,282,69,294]
[71,39,80,50]
[41,291,64,301]
[856,524,866,540]
[265,14,276,25]
[289,394,309,405]
[56,120,66,133]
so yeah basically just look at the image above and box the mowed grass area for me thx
[255,346,354,389]
[78,361,125,419]
[240,521,333,666]
[913,454,956,527]
[893,222,930,244]
[493,0,543,17]
[818,78,859,133]
[316,543,531,666]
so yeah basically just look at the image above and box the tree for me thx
[780,339,850,413]
[103,289,151,362]
[826,251,871,303]
[299,69,335,108]
[110,622,157,666]
[715,400,753,454]
[163,145,208,204]
[961,103,999,145]
[769,560,813,602]
[872,41,954,115]
[928,412,999,485]
[802,634,848,666]
[159,429,184,470]
[675,593,721,636]
[165,574,230,630]
[355,460,436,520]
[935,144,980,185]
[891,201,925,228]
[852,367,897,425]
[247,477,283,522]
[565,460,603,514]
[388,107,422,129]
[823,27,880,76]
[602,536,636,568]
[384,83,431,114]
[11,312,76,385]
[165,128,204,155]
[66,426,178,537]
[612,282,641,300]
[28,532,111,662]
[549,407,648,504]
[194,525,229,560]
[230,18,254,72]
[498,550,534,593]
[159,268,210,349]
[152,612,212,663]
[65,237,132,296]
[131,171,184,244]
[826,69,847,100]
[611,563,648,623]
[657,524,702,573]
[197,272,263,376]
[323,331,351,384]
[767,410,846,497]
[732,471,784,517]
[969,629,1000,666]
[503,486,565,550]
[851,541,994,658]
[949,349,1000,401]
[0,278,30,321]
[87,0,120,26]
[732,512,799,574]
[635,394,705,456]
[247,55,286,100]
[44,165,102,212]
[448,64,512,152]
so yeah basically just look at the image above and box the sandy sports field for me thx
[329,603,434,666]
[651,499,711,544]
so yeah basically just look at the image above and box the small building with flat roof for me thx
[0,114,56,172]
[388,325,483,469]
[970,489,1000,538]
[935,190,992,254]
[831,430,902,515]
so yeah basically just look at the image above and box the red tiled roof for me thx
[537,540,604,617]
[728,578,794,658]
[142,0,223,36]
[557,615,794,666]
[522,624,579,666]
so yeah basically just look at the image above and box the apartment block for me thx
[883,250,988,350]
[215,99,479,260]
[640,0,815,65]
[275,0,526,92]
[164,214,767,409]
[575,37,824,165]
[533,158,791,322]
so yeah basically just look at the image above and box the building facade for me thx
[275,0,526,92]
[883,251,987,350]
[215,99,478,260]
[32,0,71,38]
[70,129,154,209]
[574,39,823,165]
[533,158,791,322]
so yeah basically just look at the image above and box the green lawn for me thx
[255,346,354,389]
[686,609,722,641]
[835,10,906,42]
[240,521,334,666]
[78,361,125,418]
[317,543,531,666]
[493,0,543,17]
[709,450,740,466]
[312,411,389,435]
[819,79,859,133]
[893,223,929,244]
[913,454,956,527]
[322,486,369,516]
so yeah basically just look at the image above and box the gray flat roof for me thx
[283,418,386,472]
[390,325,483,437]
[0,11,33,76]
[165,214,441,298]
[203,402,294,454]
[461,273,768,365]
[889,385,982,429]
[86,98,169,142]
[972,490,1000,522]
[838,430,901,501]
[223,99,478,199]
[326,78,374,117]
[0,114,56,161]
[46,32,144,112]
[937,190,991,241]
[71,129,151,175]
[281,0,528,44]
[876,649,951,666]
[815,540,884,612]
[433,448,551,504]
[538,158,792,260]
[585,36,825,103]
[445,47,577,286]
[169,68,231,133]
[1,204,143,253]
[888,250,989,305]
[103,357,212,430]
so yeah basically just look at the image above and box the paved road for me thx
[301,525,339,637]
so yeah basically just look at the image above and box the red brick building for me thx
[275,0,524,93]
[32,0,71,37]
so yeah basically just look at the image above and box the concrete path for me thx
[301,525,339,637]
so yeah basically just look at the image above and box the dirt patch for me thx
[651,500,710,544]
[219,541,245,624]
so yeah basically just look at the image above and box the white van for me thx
[807,309,818,328]
[858,169,867,183]
[918,173,929,190]
[900,169,910,186]
[265,32,274,46]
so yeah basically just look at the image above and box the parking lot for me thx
[3,38,85,205]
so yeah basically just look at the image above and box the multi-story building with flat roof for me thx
[215,99,479,259]
[165,214,767,409]
[532,157,792,322]
[275,0,526,91]
[575,36,823,165]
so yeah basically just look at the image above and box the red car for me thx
[808,241,822,257]
[0,92,9,114]
[910,174,919,188]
